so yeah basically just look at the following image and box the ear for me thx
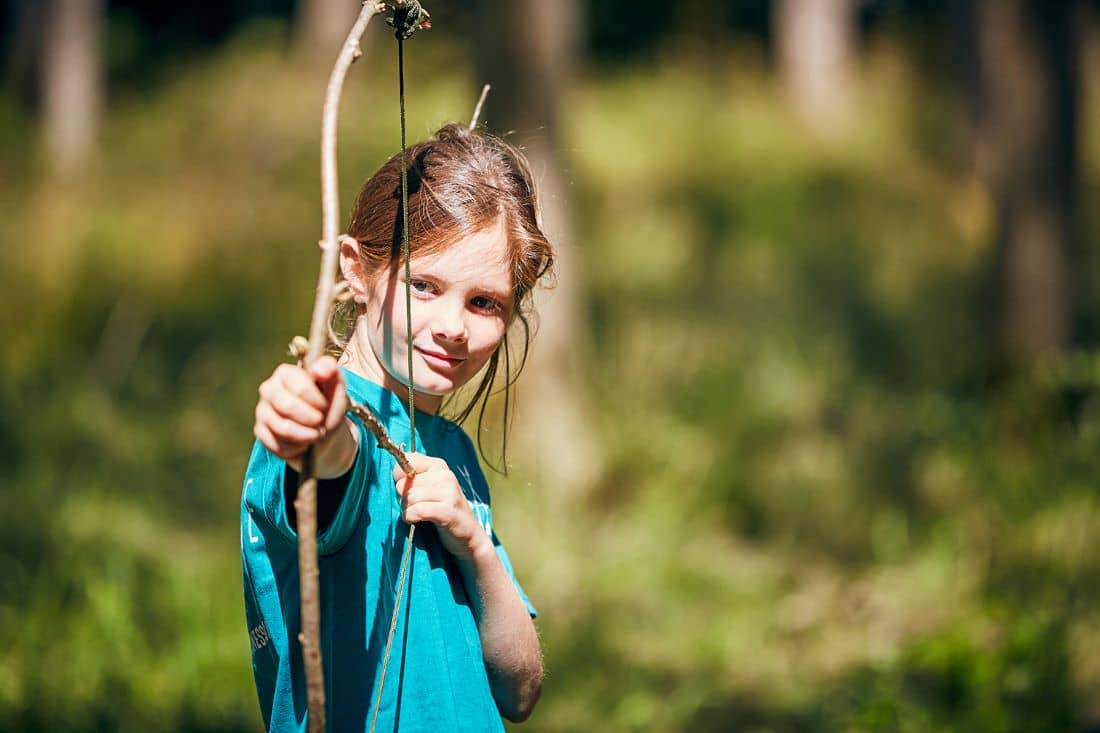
[339,236,370,302]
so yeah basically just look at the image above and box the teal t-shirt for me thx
[240,369,535,732]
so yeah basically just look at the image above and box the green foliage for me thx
[827,617,1077,732]
[3,22,1099,733]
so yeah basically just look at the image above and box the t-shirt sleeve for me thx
[453,433,537,618]
[491,529,538,618]
[242,415,375,555]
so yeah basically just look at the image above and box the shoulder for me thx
[437,421,495,522]
[440,416,479,458]
[425,415,489,497]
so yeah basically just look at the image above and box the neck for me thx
[340,326,443,415]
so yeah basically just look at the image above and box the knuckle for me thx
[270,391,289,412]
[273,416,298,438]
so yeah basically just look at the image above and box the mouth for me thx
[414,347,466,370]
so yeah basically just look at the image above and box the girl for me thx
[241,123,551,731]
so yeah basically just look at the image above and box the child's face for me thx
[359,220,514,412]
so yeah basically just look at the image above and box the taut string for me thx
[370,4,429,731]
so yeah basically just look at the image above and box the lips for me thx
[415,347,466,369]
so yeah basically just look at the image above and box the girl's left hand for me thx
[393,453,491,561]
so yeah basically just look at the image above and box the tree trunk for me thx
[969,0,1080,363]
[774,0,856,139]
[41,0,103,175]
[470,0,601,497]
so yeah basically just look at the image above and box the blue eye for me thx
[409,279,434,294]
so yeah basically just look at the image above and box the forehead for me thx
[412,221,512,291]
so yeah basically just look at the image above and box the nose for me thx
[431,301,467,343]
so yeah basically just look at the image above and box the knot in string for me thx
[387,1,431,41]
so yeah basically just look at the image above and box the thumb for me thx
[308,355,340,384]
[310,357,347,431]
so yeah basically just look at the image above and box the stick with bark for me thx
[295,3,438,728]
[295,4,387,731]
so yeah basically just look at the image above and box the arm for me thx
[395,454,543,722]
[454,536,543,722]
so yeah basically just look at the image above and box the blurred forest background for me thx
[4,0,1100,730]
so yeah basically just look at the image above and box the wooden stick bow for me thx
[295,3,448,729]
[294,4,412,731]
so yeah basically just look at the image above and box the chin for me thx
[383,357,479,401]
[385,366,457,399]
[412,373,460,396]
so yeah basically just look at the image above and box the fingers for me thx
[392,455,450,502]
[389,455,483,557]
[254,360,349,459]
[258,380,325,428]
[254,413,308,460]
[262,364,327,419]
[391,455,465,516]
[255,400,323,445]
[402,499,457,526]
[392,452,445,481]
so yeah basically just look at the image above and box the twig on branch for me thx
[348,401,415,474]
[469,83,491,129]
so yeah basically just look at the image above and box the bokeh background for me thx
[4,0,1100,730]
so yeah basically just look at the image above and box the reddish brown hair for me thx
[336,123,554,468]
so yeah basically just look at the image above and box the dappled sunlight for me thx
[3,8,1100,732]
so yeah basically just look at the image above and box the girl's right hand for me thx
[253,356,355,476]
